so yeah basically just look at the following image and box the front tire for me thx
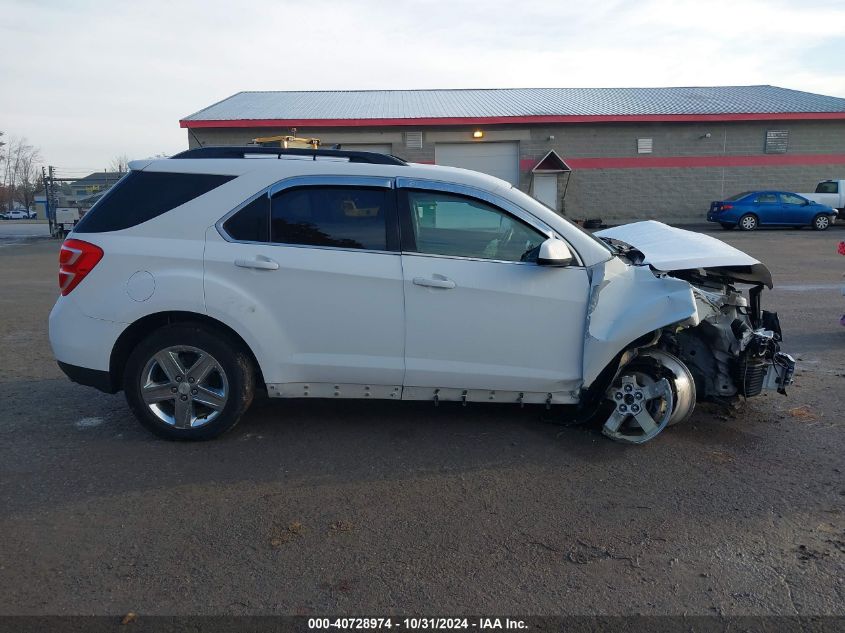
[601,350,696,444]
[123,324,255,440]
[738,214,758,231]
[812,214,831,231]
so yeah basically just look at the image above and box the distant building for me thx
[68,171,123,200]
[35,171,124,220]
[181,85,845,222]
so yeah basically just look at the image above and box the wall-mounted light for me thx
[699,132,712,139]
[472,130,484,139]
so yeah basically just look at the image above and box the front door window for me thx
[404,190,545,262]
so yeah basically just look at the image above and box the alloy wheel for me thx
[140,345,229,429]
[602,375,674,444]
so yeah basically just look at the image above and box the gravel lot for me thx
[0,227,842,617]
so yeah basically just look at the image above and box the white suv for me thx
[49,146,794,443]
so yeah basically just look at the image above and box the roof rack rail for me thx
[172,146,408,165]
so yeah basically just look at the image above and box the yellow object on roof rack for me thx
[251,135,321,149]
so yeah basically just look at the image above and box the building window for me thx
[637,138,653,154]
[765,130,789,154]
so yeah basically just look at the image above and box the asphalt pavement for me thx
[0,226,842,617]
[0,221,50,242]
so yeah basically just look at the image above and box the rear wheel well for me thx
[110,312,264,392]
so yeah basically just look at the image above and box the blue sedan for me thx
[707,191,837,231]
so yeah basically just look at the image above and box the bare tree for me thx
[109,154,130,173]
[1,136,43,211]
[15,143,42,211]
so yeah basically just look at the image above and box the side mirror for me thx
[537,238,574,266]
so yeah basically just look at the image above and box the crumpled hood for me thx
[595,221,773,288]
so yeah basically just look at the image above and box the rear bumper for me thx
[57,361,117,393]
[49,295,127,392]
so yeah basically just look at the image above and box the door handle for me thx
[413,276,456,289]
[234,256,279,271]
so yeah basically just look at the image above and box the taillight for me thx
[722,204,733,210]
[59,239,103,296]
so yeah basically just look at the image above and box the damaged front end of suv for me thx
[581,221,795,445]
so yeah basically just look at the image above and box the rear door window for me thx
[74,171,235,233]
[223,194,270,242]
[270,187,393,251]
[753,194,778,204]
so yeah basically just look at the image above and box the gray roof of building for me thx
[182,86,845,122]
[71,172,124,186]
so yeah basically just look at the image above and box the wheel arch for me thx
[582,259,698,388]
[110,311,265,392]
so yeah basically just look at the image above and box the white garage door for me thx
[434,142,519,186]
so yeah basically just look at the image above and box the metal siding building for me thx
[181,87,845,222]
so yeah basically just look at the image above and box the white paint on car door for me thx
[398,183,589,398]
[203,179,405,388]
[401,256,589,397]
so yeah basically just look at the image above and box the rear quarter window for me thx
[726,191,752,201]
[74,171,235,233]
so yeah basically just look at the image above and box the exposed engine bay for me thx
[590,222,795,444]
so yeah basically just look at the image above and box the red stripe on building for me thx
[180,112,845,128]
[563,154,845,170]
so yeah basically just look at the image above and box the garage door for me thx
[434,142,519,186]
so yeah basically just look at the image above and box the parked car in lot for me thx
[797,179,845,217]
[2,209,35,220]
[49,146,795,445]
[707,191,837,231]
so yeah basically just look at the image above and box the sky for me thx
[1,0,844,175]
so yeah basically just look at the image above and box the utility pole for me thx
[42,166,50,229]
[47,166,56,236]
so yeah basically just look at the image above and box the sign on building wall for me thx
[765,130,789,154]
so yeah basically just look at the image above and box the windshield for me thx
[725,191,752,201]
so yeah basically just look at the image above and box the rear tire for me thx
[123,324,255,440]
[812,214,831,231]
[738,214,758,231]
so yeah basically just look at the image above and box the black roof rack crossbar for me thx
[172,146,407,165]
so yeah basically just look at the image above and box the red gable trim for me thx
[180,112,845,128]
[565,153,845,170]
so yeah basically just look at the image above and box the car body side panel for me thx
[582,257,698,387]
[49,296,127,372]
[202,228,406,387]
[401,254,589,395]
[60,233,207,323]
